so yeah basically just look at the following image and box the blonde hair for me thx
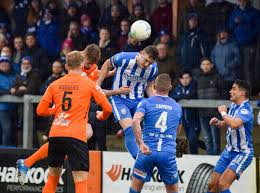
[66,51,84,68]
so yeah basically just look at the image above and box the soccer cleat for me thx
[17,159,29,185]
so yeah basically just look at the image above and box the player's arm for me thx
[218,105,244,129]
[92,85,112,121]
[36,86,55,117]
[96,59,113,86]
[209,117,228,129]
[102,86,130,97]
[146,81,155,97]
[132,112,145,146]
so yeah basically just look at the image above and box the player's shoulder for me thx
[240,100,253,114]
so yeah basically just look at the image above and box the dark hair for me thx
[155,73,172,93]
[25,32,36,38]
[200,57,212,64]
[234,79,251,98]
[143,45,158,60]
[133,3,144,11]
[179,70,192,78]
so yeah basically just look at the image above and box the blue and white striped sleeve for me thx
[110,52,125,68]
[148,63,158,81]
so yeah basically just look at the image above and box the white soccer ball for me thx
[130,20,151,41]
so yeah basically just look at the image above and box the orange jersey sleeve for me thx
[37,85,56,116]
[82,64,99,82]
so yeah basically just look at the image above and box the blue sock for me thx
[220,189,231,193]
[129,187,140,193]
[124,126,139,159]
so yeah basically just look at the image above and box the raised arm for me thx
[96,59,113,86]
[36,86,55,117]
[92,85,112,121]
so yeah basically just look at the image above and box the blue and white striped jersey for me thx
[226,100,254,153]
[110,52,158,99]
[136,96,182,153]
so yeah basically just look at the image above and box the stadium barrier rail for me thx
[0,95,259,149]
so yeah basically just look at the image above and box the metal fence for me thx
[0,95,259,148]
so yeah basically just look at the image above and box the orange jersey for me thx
[37,73,112,142]
[81,64,99,82]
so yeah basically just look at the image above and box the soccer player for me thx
[207,79,254,193]
[17,44,129,184]
[97,45,159,159]
[129,74,182,193]
[37,51,112,193]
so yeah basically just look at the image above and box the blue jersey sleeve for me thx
[136,99,147,114]
[148,64,158,81]
[110,52,125,68]
[236,107,251,123]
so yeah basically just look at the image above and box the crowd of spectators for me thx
[0,0,259,154]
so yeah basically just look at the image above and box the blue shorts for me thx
[214,148,253,179]
[110,96,142,122]
[132,151,178,185]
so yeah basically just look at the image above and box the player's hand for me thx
[18,86,27,91]
[209,117,219,126]
[140,143,151,155]
[117,86,130,95]
[218,105,227,114]
[96,110,104,121]
[10,88,16,95]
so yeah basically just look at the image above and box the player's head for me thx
[154,73,172,94]
[82,44,101,68]
[200,57,214,74]
[230,79,251,102]
[179,70,192,86]
[65,51,84,71]
[137,45,158,69]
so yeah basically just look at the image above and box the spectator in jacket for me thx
[0,56,16,146]
[80,14,98,44]
[204,0,234,45]
[129,3,148,24]
[10,56,41,96]
[24,32,50,81]
[59,39,73,66]
[156,42,179,80]
[80,0,101,28]
[228,0,260,85]
[150,0,173,34]
[176,12,210,77]
[99,5,123,40]
[117,19,130,51]
[99,0,129,27]
[67,21,90,51]
[211,27,241,82]
[37,7,61,58]
[98,26,117,89]
[180,0,205,33]
[197,57,223,155]
[170,70,201,154]
[39,60,64,94]
[26,0,42,33]
[13,36,25,66]
[154,29,176,57]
